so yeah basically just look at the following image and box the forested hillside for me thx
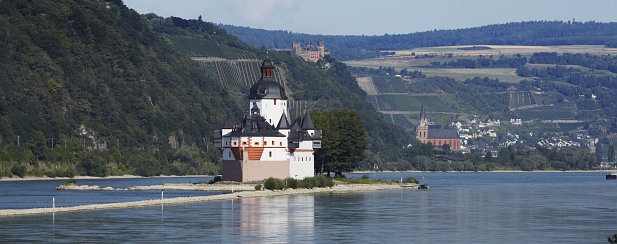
[0,0,243,177]
[220,21,617,60]
[0,1,412,178]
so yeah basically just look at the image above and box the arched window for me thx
[269,151,272,157]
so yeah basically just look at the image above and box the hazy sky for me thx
[124,0,617,36]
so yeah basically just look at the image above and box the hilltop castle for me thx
[416,103,461,150]
[214,59,322,182]
[290,40,329,62]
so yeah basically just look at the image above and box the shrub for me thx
[11,164,27,178]
[361,174,370,180]
[264,177,279,190]
[63,178,77,185]
[285,177,298,189]
[44,170,56,178]
[255,184,262,191]
[314,175,334,187]
[208,175,222,184]
[301,177,316,189]
[402,177,419,184]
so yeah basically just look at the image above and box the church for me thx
[213,59,322,182]
[415,103,461,150]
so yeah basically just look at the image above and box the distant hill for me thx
[219,21,617,60]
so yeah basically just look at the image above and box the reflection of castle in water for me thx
[221,196,315,242]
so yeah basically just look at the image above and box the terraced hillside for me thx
[510,91,537,110]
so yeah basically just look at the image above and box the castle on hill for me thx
[214,59,322,182]
[290,40,329,62]
[415,103,461,150]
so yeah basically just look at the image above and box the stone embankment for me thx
[1,183,418,217]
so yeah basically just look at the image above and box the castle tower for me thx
[249,59,289,127]
[292,42,302,55]
[416,103,429,143]
[318,41,325,59]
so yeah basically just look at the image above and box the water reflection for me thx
[222,195,314,243]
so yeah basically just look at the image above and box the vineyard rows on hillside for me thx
[509,91,537,109]
[372,76,407,93]
[166,35,257,59]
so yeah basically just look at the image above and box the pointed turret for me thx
[300,111,315,130]
[419,103,426,122]
[221,115,235,136]
[251,103,260,115]
[276,113,290,129]
[222,115,234,129]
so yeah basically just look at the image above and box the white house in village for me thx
[214,59,322,182]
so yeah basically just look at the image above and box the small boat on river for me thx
[606,173,617,180]
[418,183,429,189]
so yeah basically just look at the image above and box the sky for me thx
[124,0,617,36]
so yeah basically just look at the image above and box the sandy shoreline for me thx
[0,183,416,217]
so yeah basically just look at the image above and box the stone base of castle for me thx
[222,160,289,182]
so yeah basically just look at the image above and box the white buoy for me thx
[161,189,164,200]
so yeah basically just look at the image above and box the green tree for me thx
[11,164,27,178]
[312,109,368,176]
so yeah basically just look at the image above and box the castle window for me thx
[269,151,272,157]
[255,142,259,145]
[233,142,237,146]
[228,151,231,157]
[243,142,247,145]
[272,140,275,145]
[280,142,282,146]
[264,141,267,145]
[274,99,276,105]
[259,87,266,95]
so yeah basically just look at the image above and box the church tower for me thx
[416,103,429,143]
[249,59,289,127]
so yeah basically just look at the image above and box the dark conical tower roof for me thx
[300,111,315,130]
[222,115,234,129]
[276,113,290,129]
[419,103,426,121]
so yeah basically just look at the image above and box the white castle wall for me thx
[250,99,288,126]
[290,151,315,179]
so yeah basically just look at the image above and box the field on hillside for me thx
[345,45,617,83]
[372,95,454,112]
[387,45,617,57]
[514,101,577,120]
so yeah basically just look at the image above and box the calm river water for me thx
[0,172,616,243]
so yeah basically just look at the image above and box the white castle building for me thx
[214,59,322,182]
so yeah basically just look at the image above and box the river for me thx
[0,172,615,243]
